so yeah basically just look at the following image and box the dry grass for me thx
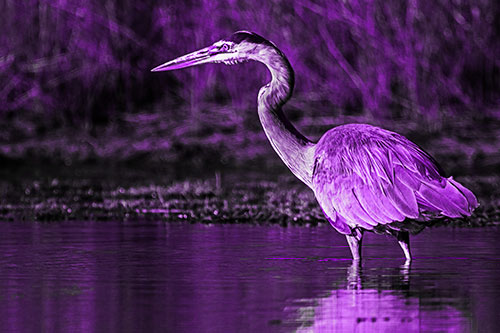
[1,0,499,143]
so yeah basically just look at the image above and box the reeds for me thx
[1,0,499,162]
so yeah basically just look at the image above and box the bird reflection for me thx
[346,260,362,290]
[347,260,410,290]
[289,261,468,332]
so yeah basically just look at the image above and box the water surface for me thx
[0,221,499,332]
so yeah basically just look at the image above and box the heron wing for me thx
[312,125,478,234]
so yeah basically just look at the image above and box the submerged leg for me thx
[346,228,363,260]
[347,260,362,289]
[396,231,412,261]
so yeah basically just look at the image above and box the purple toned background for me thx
[1,2,500,331]
[0,0,499,169]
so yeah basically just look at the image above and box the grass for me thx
[0,163,321,224]
[1,101,499,227]
[0,161,498,228]
[1,102,500,175]
[2,0,499,140]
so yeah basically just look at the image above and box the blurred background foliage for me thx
[0,0,499,172]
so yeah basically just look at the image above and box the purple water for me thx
[0,222,499,332]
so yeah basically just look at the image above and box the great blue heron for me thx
[152,31,478,261]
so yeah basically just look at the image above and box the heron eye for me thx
[220,44,230,52]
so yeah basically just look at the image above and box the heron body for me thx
[152,31,478,261]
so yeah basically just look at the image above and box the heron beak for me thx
[151,46,218,72]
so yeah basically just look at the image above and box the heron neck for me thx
[257,50,315,188]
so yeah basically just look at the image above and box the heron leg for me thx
[347,260,362,289]
[396,231,412,261]
[346,228,363,260]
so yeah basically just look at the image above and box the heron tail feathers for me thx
[415,177,478,218]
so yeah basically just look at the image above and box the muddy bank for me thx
[0,161,497,227]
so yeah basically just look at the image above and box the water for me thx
[0,221,499,332]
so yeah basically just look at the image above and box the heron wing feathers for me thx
[333,177,379,228]
[313,125,477,233]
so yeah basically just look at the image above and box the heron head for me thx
[151,31,274,72]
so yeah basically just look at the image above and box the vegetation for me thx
[0,163,497,226]
[1,0,499,161]
[0,1,499,224]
